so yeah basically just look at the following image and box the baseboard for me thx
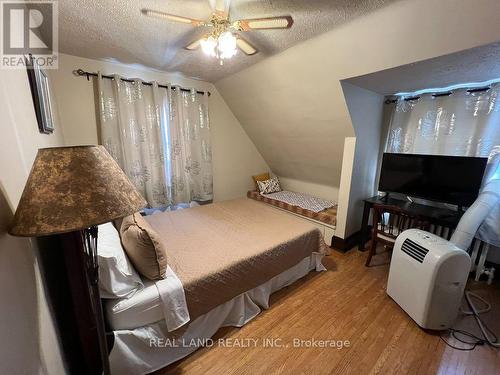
[331,230,362,253]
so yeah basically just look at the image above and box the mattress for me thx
[105,280,163,330]
[144,198,328,321]
[247,190,337,227]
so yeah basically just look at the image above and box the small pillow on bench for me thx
[257,177,282,194]
[252,172,270,190]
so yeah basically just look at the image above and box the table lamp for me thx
[9,146,146,374]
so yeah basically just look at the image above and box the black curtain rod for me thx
[74,69,211,96]
[384,85,492,104]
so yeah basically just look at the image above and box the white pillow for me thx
[97,222,143,299]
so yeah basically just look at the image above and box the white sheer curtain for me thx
[386,83,500,158]
[166,86,212,204]
[385,83,500,246]
[97,74,212,207]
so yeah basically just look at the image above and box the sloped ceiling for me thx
[215,0,500,191]
[345,42,500,95]
[55,0,396,82]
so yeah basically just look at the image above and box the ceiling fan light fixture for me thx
[217,31,237,59]
[142,3,294,63]
[201,36,217,56]
[201,31,237,60]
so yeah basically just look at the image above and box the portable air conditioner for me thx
[387,229,471,330]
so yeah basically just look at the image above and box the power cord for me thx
[440,291,499,351]
[440,329,490,351]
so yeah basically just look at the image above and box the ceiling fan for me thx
[141,0,293,64]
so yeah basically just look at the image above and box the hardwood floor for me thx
[155,246,500,375]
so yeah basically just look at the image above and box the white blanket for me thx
[154,266,190,332]
[262,190,336,213]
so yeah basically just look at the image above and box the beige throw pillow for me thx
[120,213,167,280]
[252,172,270,190]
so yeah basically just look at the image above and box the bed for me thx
[106,198,328,374]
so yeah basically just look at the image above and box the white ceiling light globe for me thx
[220,48,237,59]
[217,32,237,58]
[201,36,217,57]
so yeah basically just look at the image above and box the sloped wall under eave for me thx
[216,68,353,190]
[209,88,271,200]
[215,0,500,236]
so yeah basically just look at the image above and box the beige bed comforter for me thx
[145,198,328,320]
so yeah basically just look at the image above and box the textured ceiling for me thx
[56,0,395,82]
[344,42,500,95]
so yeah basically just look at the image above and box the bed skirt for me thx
[109,253,326,374]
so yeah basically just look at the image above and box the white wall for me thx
[340,83,385,237]
[335,138,356,238]
[0,69,66,374]
[278,177,339,202]
[215,0,500,238]
[50,53,270,201]
[209,89,271,200]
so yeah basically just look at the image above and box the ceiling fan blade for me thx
[141,9,205,26]
[185,39,202,50]
[184,34,211,50]
[236,36,258,55]
[234,16,293,31]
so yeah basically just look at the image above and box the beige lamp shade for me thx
[9,145,147,237]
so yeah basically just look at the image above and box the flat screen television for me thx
[378,153,488,207]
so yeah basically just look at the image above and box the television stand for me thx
[358,195,465,251]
